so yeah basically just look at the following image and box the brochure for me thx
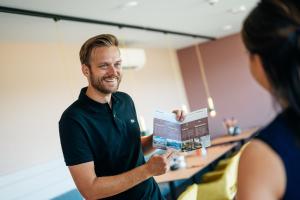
[153,108,210,151]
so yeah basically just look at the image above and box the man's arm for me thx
[69,151,172,200]
[141,134,155,155]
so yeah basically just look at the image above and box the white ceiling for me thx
[0,0,259,49]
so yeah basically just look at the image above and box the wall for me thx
[177,34,276,136]
[0,159,76,199]
[0,42,188,175]
[120,48,189,132]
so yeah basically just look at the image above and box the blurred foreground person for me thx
[237,0,300,200]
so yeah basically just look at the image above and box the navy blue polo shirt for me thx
[59,87,163,200]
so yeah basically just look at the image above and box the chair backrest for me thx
[197,149,243,200]
[177,184,198,200]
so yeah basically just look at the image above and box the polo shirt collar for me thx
[78,87,120,112]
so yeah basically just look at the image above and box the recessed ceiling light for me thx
[125,1,139,7]
[117,1,139,10]
[229,5,247,14]
[206,0,220,5]
[223,25,233,31]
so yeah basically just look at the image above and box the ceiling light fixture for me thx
[126,1,138,7]
[120,1,139,9]
[195,45,217,118]
[223,25,232,31]
[229,5,247,14]
[206,0,220,6]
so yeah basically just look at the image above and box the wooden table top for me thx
[154,128,258,183]
[154,143,236,183]
[211,127,258,146]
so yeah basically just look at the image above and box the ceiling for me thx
[0,0,259,49]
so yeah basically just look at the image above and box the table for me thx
[211,127,258,146]
[154,128,258,199]
[154,143,236,183]
[155,128,258,183]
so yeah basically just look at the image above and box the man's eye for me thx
[99,64,108,68]
[115,63,121,68]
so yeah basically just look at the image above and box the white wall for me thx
[0,158,77,200]
[120,48,189,133]
[0,41,188,175]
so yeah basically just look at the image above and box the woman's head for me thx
[242,0,300,115]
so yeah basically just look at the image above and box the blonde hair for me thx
[79,34,119,66]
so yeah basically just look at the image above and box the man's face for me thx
[86,46,122,94]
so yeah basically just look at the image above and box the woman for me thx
[237,0,300,199]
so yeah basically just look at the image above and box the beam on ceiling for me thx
[0,6,216,41]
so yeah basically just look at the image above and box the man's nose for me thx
[107,64,119,75]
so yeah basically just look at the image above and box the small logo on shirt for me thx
[130,119,135,123]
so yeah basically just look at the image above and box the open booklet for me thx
[153,108,211,151]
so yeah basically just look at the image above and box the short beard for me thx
[89,71,121,95]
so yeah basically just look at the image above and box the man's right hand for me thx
[145,150,173,176]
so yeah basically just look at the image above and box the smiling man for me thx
[59,34,184,200]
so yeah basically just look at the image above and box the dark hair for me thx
[242,0,300,133]
[79,34,119,66]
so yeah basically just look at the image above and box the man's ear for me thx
[81,64,90,77]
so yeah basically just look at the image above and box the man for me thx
[59,34,184,200]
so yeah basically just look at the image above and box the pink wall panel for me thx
[177,46,206,109]
[177,34,276,136]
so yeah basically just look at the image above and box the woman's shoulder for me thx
[237,139,286,200]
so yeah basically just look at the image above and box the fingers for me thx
[147,153,170,176]
[163,149,174,160]
[146,146,180,176]
[172,109,185,121]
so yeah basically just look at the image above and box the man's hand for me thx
[145,150,173,176]
[172,109,185,121]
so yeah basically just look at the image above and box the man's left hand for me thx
[172,109,185,122]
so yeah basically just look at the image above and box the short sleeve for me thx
[59,116,94,166]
